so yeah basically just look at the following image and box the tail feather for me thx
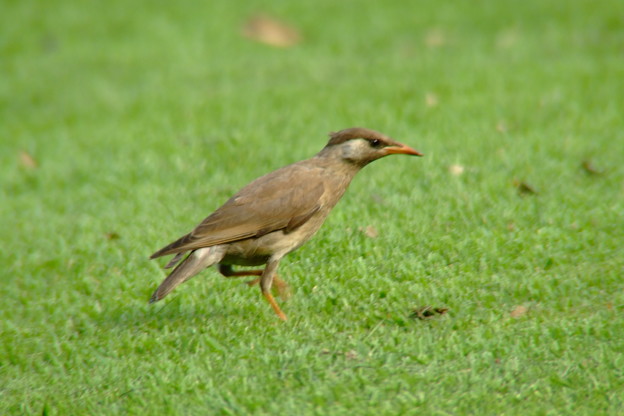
[149,246,226,303]
[165,252,186,269]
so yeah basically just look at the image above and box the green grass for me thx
[2,0,623,414]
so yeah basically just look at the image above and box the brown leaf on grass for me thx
[318,349,358,360]
[513,179,538,195]
[410,306,449,320]
[104,232,121,240]
[345,350,358,360]
[510,305,528,318]
[242,14,301,47]
[581,160,604,176]
[496,28,519,49]
[359,225,378,239]
[425,92,439,108]
[449,164,465,176]
[424,29,445,47]
[19,151,38,169]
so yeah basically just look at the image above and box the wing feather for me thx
[151,163,325,259]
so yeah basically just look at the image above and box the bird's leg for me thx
[259,258,287,321]
[218,264,263,277]
[218,264,290,300]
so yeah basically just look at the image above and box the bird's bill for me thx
[384,142,423,156]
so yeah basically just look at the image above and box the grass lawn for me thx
[2,0,623,414]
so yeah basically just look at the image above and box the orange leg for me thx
[259,259,287,321]
[263,291,287,321]
[218,265,291,300]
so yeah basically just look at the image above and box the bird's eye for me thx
[369,139,383,148]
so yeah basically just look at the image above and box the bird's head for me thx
[320,127,423,166]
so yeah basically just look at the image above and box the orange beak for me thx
[385,142,423,157]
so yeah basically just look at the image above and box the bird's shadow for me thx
[98,295,263,334]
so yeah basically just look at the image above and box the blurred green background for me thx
[2,0,623,414]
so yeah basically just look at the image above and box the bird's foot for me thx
[245,277,291,301]
[262,291,287,321]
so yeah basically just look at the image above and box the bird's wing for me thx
[150,163,325,258]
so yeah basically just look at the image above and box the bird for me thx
[149,127,422,321]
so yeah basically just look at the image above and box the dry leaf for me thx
[410,306,449,320]
[449,164,465,176]
[359,225,378,238]
[425,92,439,108]
[19,151,38,169]
[319,349,358,360]
[497,29,519,49]
[581,160,603,175]
[242,14,301,47]
[424,29,445,47]
[345,350,358,360]
[510,305,528,318]
[513,179,538,195]
[105,232,121,240]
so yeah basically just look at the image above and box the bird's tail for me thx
[149,246,226,303]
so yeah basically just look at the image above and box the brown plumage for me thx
[149,127,422,320]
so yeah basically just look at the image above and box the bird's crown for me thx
[327,127,388,146]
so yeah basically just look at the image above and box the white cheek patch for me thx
[341,139,370,160]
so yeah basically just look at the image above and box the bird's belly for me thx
[221,220,323,266]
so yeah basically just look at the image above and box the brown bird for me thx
[149,127,422,320]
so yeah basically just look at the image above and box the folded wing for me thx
[150,164,325,259]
